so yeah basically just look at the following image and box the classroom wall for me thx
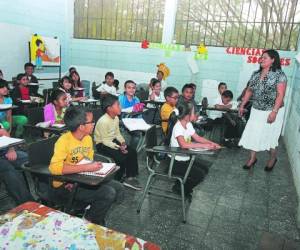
[283,59,300,226]
[0,0,69,79]
[69,39,296,101]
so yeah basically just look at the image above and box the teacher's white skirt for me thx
[238,107,285,151]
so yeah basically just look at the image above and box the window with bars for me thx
[175,0,300,51]
[74,0,165,42]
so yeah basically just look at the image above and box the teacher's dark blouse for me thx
[248,69,287,111]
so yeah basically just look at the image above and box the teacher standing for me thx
[238,49,287,171]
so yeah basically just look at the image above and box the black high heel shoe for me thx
[264,158,277,172]
[243,159,257,170]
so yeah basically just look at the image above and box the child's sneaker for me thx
[123,177,142,191]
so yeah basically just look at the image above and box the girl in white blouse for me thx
[167,102,220,196]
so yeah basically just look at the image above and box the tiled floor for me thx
[105,141,300,249]
[1,140,300,249]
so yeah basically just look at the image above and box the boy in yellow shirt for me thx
[49,106,124,225]
[160,87,179,134]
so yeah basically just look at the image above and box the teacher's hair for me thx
[260,49,281,72]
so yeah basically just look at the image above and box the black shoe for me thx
[243,159,257,170]
[264,159,277,172]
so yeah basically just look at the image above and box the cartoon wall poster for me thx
[30,34,60,67]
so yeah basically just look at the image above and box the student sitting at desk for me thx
[177,84,198,114]
[11,73,41,116]
[94,94,141,191]
[59,76,85,105]
[0,127,33,205]
[118,80,140,109]
[149,79,165,102]
[167,102,220,196]
[210,90,242,147]
[49,106,124,226]
[24,62,39,96]
[70,71,84,98]
[96,72,117,97]
[44,89,67,125]
[119,80,144,149]
[0,81,28,138]
[161,87,179,135]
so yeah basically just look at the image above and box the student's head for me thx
[156,71,164,81]
[70,71,80,83]
[124,80,136,97]
[149,78,157,85]
[189,83,196,94]
[50,89,68,108]
[218,82,227,95]
[68,67,77,75]
[24,62,35,76]
[150,79,161,94]
[0,70,3,79]
[101,94,121,116]
[221,90,233,105]
[182,84,194,101]
[17,73,29,86]
[60,76,72,91]
[164,87,179,107]
[114,79,119,90]
[0,80,8,96]
[177,102,194,122]
[64,106,94,134]
[105,72,114,86]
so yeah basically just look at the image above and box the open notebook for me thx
[122,118,151,131]
[0,136,24,149]
[77,159,117,177]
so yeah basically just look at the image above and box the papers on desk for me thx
[0,136,24,149]
[78,159,117,177]
[0,104,12,109]
[35,121,65,128]
[36,121,51,128]
[80,98,98,103]
[122,118,151,131]
[190,148,209,152]
[20,100,31,103]
[51,123,66,128]
[121,107,133,113]
[28,83,39,86]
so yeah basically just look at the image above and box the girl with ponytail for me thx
[168,102,220,196]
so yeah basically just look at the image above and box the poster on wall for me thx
[30,34,60,67]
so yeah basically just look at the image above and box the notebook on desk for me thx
[77,159,117,177]
[122,118,151,131]
[121,107,133,113]
[0,136,24,149]
[190,148,209,152]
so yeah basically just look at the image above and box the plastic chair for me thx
[82,80,91,97]
[136,83,149,101]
